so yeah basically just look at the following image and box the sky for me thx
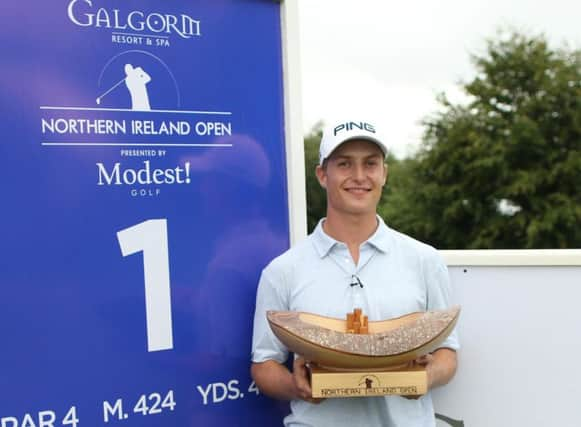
[296,0,580,158]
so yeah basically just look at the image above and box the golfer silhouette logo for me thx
[124,64,151,110]
[96,63,152,111]
[358,375,379,389]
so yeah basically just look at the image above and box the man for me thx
[251,120,459,426]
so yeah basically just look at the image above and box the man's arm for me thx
[251,360,297,400]
[405,348,457,400]
[417,348,458,390]
[421,251,460,389]
[251,357,322,403]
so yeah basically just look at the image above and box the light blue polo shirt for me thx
[251,217,460,427]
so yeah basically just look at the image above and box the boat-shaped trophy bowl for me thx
[267,306,460,370]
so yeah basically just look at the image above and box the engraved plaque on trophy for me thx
[267,306,460,398]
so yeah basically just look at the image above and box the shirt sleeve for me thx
[424,250,460,351]
[251,264,290,364]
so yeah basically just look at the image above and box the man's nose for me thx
[352,163,365,181]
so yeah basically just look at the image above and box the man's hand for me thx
[250,358,324,403]
[293,357,323,404]
[404,348,457,400]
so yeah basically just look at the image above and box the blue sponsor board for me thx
[0,1,289,425]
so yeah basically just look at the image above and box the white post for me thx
[281,1,308,245]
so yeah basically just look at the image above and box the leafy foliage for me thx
[304,32,581,248]
[304,124,326,232]
[394,32,581,248]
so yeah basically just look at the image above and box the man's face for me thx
[316,139,388,218]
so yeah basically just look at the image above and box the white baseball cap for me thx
[319,120,388,164]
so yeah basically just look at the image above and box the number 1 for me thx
[117,219,174,352]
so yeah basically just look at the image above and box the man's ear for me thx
[382,163,389,187]
[315,164,327,189]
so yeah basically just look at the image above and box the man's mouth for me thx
[345,187,371,194]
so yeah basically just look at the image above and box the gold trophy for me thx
[267,306,460,398]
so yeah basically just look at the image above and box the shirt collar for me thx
[311,215,391,258]
[366,215,391,253]
[311,218,338,258]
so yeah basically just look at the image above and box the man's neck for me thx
[322,212,379,264]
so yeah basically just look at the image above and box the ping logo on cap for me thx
[334,122,376,136]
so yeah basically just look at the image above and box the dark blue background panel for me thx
[0,1,290,425]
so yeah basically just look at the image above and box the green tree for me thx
[304,124,326,232]
[399,32,581,249]
[377,156,420,232]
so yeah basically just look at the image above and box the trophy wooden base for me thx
[310,365,427,398]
